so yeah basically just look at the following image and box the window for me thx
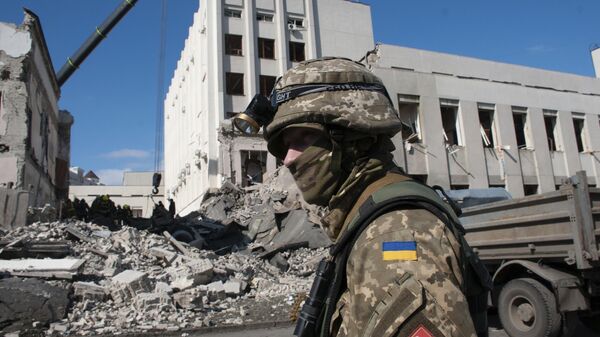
[440,105,459,145]
[224,8,242,18]
[543,111,559,151]
[289,42,305,62]
[287,17,304,28]
[241,151,268,186]
[226,72,244,95]
[258,38,275,59]
[259,75,277,97]
[512,107,529,149]
[225,34,243,56]
[573,116,586,153]
[398,95,420,143]
[478,104,496,148]
[524,185,538,196]
[257,13,273,22]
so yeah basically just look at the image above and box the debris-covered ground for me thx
[0,168,331,336]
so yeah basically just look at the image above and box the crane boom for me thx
[56,0,139,87]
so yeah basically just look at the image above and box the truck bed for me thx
[460,173,600,270]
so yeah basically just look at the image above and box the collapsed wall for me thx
[0,10,73,216]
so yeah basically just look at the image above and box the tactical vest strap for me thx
[342,172,412,229]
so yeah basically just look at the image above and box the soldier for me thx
[90,194,120,230]
[80,198,90,222]
[168,198,176,219]
[237,57,490,337]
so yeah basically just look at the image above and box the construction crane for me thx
[55,0,166,195]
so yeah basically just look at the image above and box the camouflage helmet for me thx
[264,57,402,157]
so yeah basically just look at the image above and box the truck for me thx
[459,171,600,337]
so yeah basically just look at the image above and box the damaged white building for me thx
[0,10,73,214]
[165,0,374,214]
[165,0,600,214]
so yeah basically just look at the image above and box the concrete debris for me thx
[134,292,174,312]
[111,270,152,303]
[0,166,332,335]
[73,281,106,301]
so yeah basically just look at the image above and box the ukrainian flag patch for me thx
[382,241,418,261]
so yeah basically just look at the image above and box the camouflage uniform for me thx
[330,208,476,337]
[264,57,480,337]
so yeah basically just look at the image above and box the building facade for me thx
[69,171,164,218]
[165,0,600,215]
[164,0,374,214]
[369,44,600,198]
[0,10,73,207]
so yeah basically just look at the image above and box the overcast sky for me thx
[1,0,598,184]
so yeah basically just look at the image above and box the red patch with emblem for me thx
[409,324,434,337]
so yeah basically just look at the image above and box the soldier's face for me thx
[282,127,322,167]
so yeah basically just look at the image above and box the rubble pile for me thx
[0,220,326,334]
[0,167,332,335]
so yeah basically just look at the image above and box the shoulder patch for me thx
[409,324,434,337]
[382,241,417,261]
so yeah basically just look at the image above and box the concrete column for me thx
[458,101,488,188]
[584,112,600,184]
[528,108,555,192]
[244,0,258,96]
[592,47,600,78]
[275,0,290,74]
[208,0,225,188]
[557,110,582,176]
[420,96,450,188]
[495,105,525,197]
[304,0,318,59]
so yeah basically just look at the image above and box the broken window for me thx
[241,151,268,186]
[478,104,496,148]
[258,38,275,59]
[512,107,529,149]
[256,13,273,22]
[441,107,459,146]
[225,34,243,56]
[259,75,277,97]
[573,116,586,153]
[287,17,304,28]
[398,95,421,143]
[226,72,244,95]
[224,8,242,18]
[289,42,305,62]
[524,185,538,196]
[543,111,559,151]
[440,99,460,146]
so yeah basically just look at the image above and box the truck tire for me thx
[498,278,561,337]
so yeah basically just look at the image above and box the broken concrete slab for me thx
[73,281,106,301]
[206,281,226,301]
[102,254,121,277]
[223,280,244,296]
[0,277,69,333]
[172,288,204,309]
[110,270,152,303]
[0,258,84,279]
[168,259,214,291]
[134,292,174,312]
[270,209,331,249]
[147,247,177,264]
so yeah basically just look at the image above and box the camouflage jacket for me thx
[329,208,477,337]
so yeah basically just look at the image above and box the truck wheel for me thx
[498,278,561,337]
